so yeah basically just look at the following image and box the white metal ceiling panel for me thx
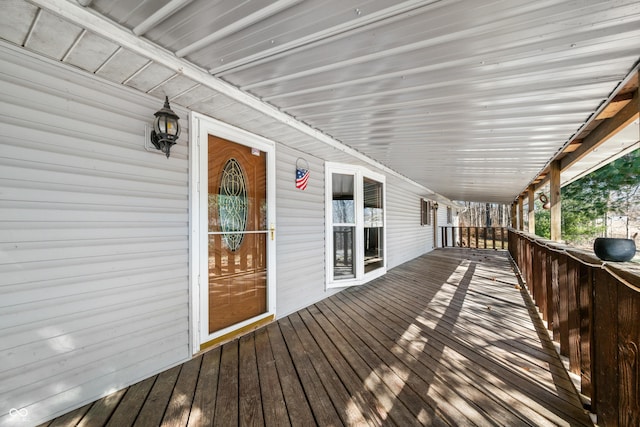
[5,0,640,203]
[184,0,434,71]
[218,0,633,87]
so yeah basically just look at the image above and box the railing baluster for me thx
[508,229,640,426]
[437,227,516,250]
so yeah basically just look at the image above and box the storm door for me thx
[192,113,276,349]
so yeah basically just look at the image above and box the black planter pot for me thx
[593,237,636,262]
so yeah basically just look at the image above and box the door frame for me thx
[189,112,277,354]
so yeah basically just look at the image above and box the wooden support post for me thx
[550,160,561,241]
[518,196,524,231]
[528,185,536,235]
[433,205,438,248]
[510,203,517,229]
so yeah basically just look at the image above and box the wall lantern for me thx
[433,202,439,210]
[150,96,181,158]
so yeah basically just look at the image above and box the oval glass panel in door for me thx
[218,158,248,251]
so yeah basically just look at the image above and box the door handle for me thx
[270,224,275,240]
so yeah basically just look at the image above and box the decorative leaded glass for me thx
[218,158,248,251]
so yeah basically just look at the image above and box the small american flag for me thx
[296,167,309,190]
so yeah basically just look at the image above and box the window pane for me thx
[364,227,383,273]
[364,177,383,273]
[332,174,354,224]
[333,226,355,279]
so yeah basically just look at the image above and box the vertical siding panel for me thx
[0,46,190,425]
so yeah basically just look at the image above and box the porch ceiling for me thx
[5,0,640,203]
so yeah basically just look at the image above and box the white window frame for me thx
[325,162,386,288]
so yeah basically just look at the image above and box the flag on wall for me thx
[296,167,309,190]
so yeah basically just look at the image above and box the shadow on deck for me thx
[41,248,593,426]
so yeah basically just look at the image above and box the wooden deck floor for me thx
[41,249,593,426]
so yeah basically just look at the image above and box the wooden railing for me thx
[439,226,508,249]
[508,229,640,427]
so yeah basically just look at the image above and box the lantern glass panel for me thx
[167,118,178,136]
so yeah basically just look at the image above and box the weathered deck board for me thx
[253,327,289,427]
[39,248,593,426]
[134,365,181,427]
[162,355,202,427]
[186,348,220,427]
[105,376,156,427]
[213,341,239,427]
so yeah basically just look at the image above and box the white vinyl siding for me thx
[385,176,434,268]
[0,45,190,425]
[274,146,335,317]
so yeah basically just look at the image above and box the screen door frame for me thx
[190,112,277,353]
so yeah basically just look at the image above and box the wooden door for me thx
[207,135,267,334]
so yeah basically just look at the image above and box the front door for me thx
[193,114,276,349]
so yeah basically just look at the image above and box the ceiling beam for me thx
[133,0,193,36]
[532,71,639,194]
[560,83,638,172]
[595,91,635,120]
[175,0,303,58]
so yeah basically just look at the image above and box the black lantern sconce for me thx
[433,201,439,210]
[150,96,181,158]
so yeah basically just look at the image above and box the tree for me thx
[459,202,511,227]
[560,149,639,245]
[535,205,550,239]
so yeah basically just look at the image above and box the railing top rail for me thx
[509,228,640,293]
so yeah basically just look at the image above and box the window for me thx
[332,173,355,279]
[364,177,384,273]
[420,199,431,225]
[447,206,453,224]
[326,163,386,288]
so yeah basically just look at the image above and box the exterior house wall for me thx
[0,45,191,426]
[274,147,333,318]
[273,152,438,318]
[1,44,438,425]
[385,176,434,268]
